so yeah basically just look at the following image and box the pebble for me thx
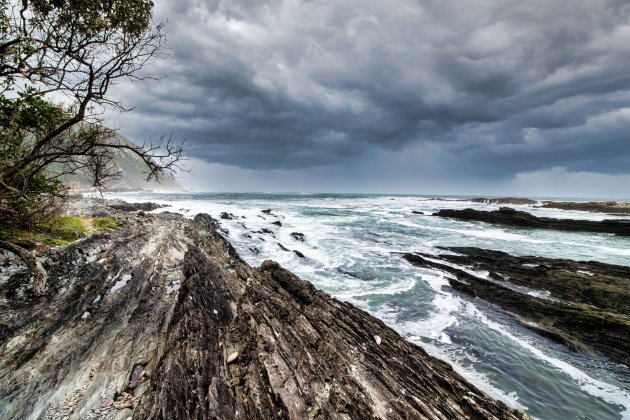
[227,351,239,363]
[374,335,382,345]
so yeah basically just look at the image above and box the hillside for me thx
[61,131,183,192]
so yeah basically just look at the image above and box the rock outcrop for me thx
[434,207,630,236]
[402,248,630,368]
[537,201,630,214]
[0,204,527,419]
[470,197,537,205]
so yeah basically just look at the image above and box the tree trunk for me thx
[0,239,48,296]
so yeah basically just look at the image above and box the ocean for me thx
[104,192,630,419]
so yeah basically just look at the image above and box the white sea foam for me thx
[464,303,630,417]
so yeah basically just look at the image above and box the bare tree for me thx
[0,0,186,296]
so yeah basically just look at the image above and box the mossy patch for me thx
[92,216,119,232]
[15,215,121,247]
[36,216,89,246]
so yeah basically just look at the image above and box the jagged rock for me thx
[434,207,630,236]
[402,248,630,367]
[292,250,305,258]
[261,209,272,215]
[0,206,528,420]
[220,212,237,220]
[271,220,282,226]
[290,232,305,241]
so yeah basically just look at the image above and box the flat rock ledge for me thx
[0,209,527,419]
[403,248,630,369]
[434,207,630,236]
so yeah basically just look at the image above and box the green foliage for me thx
[36,216,88,245]
[0,90,67,239]
[92,216,119,232]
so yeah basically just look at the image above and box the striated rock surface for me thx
[0,205,527,419]
[434,207,630,236]
[402,248,630,368]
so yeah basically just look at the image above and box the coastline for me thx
[0,197,528,419]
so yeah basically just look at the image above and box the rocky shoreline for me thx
[402,248,630,369]
[433,207,630,236]
[0,199,528,419]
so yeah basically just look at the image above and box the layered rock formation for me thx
[538,201,630,215]
[402,248,630,368]
[434,207,630,236]
[0,203,527,419]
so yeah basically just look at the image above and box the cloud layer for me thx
[112,0,630,193]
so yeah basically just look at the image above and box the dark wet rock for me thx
[290,232,305,241]
[261,209,272,215]
[271,220,282,226]
[434,207,630,236]
[0,202,528,420]
[411,210,426,215]
[248,247,260,255]
[402,248,630,367]
[276,242,290,251]
[292,250,306,258]
[220,212,237,220]
[470,197,538,205]
[253,228,274,238]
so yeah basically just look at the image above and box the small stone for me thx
[227,351,239,363]
[374,335,382,345]
[116,401,133,410]
[100,399,113,408]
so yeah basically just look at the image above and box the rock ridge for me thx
[434,207,630,236]
[0,206,528,419]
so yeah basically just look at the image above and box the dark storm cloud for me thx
[117,0,630,178]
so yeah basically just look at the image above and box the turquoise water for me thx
[107,192,630,419]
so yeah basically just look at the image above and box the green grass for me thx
[92,216,119,232]
[36,216,89,246]
[13,214,120,247]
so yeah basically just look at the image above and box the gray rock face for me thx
[0,209,528,419]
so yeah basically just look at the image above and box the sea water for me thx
[105,192,630,419]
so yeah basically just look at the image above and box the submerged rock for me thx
[434,207,630,236]
[0,207,528,420]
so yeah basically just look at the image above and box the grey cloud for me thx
[114,0,630,179]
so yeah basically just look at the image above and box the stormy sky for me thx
[112,0,630,197]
